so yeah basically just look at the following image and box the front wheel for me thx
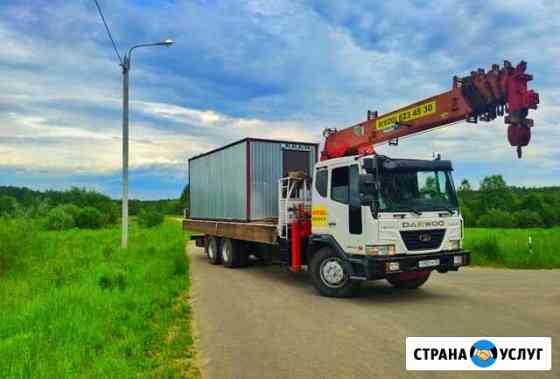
[386,271,431,289]
[309,247,359,297]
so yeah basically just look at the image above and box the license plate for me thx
[418,259,439,268]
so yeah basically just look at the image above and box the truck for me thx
[184,60,539,297]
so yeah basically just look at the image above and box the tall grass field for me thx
[0,219,197,378]
[464,227,560,269]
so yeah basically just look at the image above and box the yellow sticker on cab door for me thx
[375,100,437,132]
[311,206,328,227]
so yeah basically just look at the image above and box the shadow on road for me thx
[191,250,461,304]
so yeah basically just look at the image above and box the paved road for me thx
[187,242,559,379]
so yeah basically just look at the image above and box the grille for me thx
[400,229,445,251]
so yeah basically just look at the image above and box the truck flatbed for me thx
[183,219,278,245]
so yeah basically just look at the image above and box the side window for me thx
[331,166,349,204]
[315,169,328,198]
[349,165,360,207]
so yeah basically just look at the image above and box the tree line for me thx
[2,177,559,230]
[0,185,189,231]
[458,175,560,228]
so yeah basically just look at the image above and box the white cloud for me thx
[0,0,558,196]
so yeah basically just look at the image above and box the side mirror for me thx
[362,158,376,173]
[359,173,376,194]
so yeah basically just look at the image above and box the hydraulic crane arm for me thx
[321,60,539,160]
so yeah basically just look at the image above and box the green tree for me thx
[45,207,75,231]
[138,208,165,228]
[541,206,559,228]
[479,175,514,211]
[75,207,104,229]
[60,204,81,221]
[520,193,545,214]
[514,210,543,228]
[477,209,516,228]
[480,175,508,192]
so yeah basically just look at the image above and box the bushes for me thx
[476,208,544,228]
[138,208,165,228]
[75,207,105,229]
[44,205,108,230]
[60,204,81,221]
[458,176,560,229]
[45,207,75,231]
[477,209,516,228]
[514,210,543,228]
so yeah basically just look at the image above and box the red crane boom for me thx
[321,60,539,160]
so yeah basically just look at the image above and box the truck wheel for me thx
[221,238,241,268]
[386,271,431,289]
[207,236,221,265]
[309,247,359,298]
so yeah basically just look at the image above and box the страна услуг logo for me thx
[470,339,498,368]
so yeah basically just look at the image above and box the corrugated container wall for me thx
[189,141,247,220]
[189,138,318,221]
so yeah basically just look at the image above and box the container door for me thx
[283,150,310,177]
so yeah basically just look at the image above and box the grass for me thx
[0,218,198,378]
[464,227,560,269]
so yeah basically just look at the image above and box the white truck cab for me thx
[306,154,469,297]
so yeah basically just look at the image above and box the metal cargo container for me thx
[189,138,318,221]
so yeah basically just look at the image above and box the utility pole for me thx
[92,0,174,249]
[120,40,174,249]
[121,55,130,248]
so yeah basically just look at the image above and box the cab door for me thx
[327,163,364,255]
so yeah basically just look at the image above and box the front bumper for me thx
[347,250,470,280]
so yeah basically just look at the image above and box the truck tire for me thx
[221,238,241,268]
[386,271,431,289]
[207,236,221,265]
[309,247,359,298]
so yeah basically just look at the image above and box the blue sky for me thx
[0,0,558,199]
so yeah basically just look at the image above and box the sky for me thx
[0,0,558,199]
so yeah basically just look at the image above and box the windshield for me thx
[377,170,458,213]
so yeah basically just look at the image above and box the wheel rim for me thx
[319,258,347,288]
[221,243,231,263]
[208,241,216,260]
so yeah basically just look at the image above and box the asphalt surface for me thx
[187,242,559,379]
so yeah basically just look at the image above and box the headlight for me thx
[366,244,396,256]
[386,262,400,272]
[447,239,461,250]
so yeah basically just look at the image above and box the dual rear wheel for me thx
[205,236,248,268]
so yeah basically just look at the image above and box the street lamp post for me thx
[121,39,174,249]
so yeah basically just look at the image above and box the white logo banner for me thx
[406,337,551,371]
